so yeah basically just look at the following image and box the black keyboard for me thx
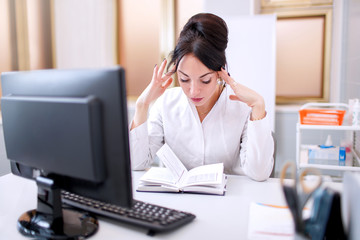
[61,191,196,234]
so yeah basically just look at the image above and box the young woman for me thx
[129,13,274,181]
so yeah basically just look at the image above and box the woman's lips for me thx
[191,98,203,103]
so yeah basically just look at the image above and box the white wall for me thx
[342,0,360,101]
[330,0,344,102]
[204,0,254,16]
[54,0,117,69]
[224,15,276,130]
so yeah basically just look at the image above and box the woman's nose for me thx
[190,82,200,96]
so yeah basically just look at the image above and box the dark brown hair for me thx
[168,13,228,72]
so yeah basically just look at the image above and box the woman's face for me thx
[177,54,219,107]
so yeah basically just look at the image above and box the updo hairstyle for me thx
[168,13,228,72]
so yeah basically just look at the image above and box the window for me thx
[261,0,333,103]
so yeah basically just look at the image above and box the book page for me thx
[181,174,227,195]
[139,167,177,186]
[156,143,188,182]
[184,163,224,186]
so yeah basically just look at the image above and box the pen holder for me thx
[280,163,323,239]
[304,187,346,240]
[285,187,346,240]
[279,162,347,239]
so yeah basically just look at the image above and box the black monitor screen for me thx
[1,66,133,238]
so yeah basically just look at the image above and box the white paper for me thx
[248,202,295,240]
[156,143,188,182]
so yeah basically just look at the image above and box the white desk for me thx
[0,172,341,240]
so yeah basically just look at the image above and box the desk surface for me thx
[0,172,342,240]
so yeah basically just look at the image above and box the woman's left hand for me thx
[218,68,266,121]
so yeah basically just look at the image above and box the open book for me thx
[137,143,227,195]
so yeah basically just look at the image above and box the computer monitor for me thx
[1,66,133,239]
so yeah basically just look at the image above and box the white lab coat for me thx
[130,86,274,181]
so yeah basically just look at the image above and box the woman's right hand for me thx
[137,59,174,107]
[131,59,174,130]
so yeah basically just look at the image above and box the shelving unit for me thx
[296,103,360,174]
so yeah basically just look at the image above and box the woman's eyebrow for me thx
[178,70,214,78]
[178,70,189,77]
[199,72,214,78]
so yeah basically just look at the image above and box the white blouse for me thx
[129,86,274,181]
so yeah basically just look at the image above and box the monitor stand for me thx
[17,176,98,239]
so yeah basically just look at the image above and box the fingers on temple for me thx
[162,78,173,88]
[158,59,167,78]
[165,64,176,77]
[218,68,231,84]
[219,69,238,88]
[153,64,159,78]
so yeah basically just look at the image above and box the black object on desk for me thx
[305,187,346,240]
[280,162,322,239]
[62,191,196,236]
[281,162,346,240]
